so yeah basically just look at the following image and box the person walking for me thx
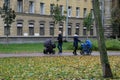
[73,32,80,55]
[57,31,63,54]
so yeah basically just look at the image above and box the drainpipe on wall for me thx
[65,0,68,41]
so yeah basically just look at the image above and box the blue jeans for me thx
[57,43,62,53]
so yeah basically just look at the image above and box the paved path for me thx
[0,51,120,58]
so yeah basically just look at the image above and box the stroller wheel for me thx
[89,49,92,55]
[86,49,92,55]
[52,50,55,54]
[80,50,84,55]
[43,49,48,54]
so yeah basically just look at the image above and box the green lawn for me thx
[0,39,119,53]
[0,56,120,79]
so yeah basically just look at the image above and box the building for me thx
[2,0,115,43]
[103,0,120,37]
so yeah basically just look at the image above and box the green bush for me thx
[63,39,120,51]
[106,39,120,50]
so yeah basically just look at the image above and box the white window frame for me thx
[68,6,72,17]
[17,0,23,12]
[29,1,34,13]
[60,5,64,15]
[83,8,87,17]
[76,7,80,18]
[40,24,45,35]
[40,3,45,15]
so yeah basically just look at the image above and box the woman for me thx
[73,33,80,55]
[57,31,63,54]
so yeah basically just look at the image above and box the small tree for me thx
[92,0,113,78]
[0,2,16,44]
[51,0,66,41]
[83,12,94,39]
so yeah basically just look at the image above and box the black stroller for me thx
[43,39,56,54]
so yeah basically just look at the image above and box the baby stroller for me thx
[43,39,56,54]
[80,39,92,55]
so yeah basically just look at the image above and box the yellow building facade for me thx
[0,0,96,43]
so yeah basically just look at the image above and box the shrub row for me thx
[63,39,120,51]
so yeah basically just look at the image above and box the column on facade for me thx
[34,20,39,37]
[54,23,59,37]
[104,0,112,37]
[45,21,50,37]
[80,21,83,36]
[0,18,4,36]
[72,22,76,36]
[63,22,66,37]
[22,19,28,36]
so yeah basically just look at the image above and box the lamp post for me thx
[65,0,68,41]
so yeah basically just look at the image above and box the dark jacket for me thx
[73,34,80,47]
[57,34,63,43]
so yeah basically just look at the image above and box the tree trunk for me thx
[92,0,113,78]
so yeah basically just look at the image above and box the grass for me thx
[0,39,120,79]
[0,43,44,53]
[0,39,119,53]
[0,56,120,79]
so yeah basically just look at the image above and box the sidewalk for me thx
[0,51,120,58]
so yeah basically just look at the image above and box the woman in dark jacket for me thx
[73,33,80,55]
[57,31,63,54]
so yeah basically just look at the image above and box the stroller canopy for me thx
[85,39,92,48]
[44,39,52,47]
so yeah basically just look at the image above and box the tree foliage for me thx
[50,0,66,40]
[0,2,16,44]
[111,7,120,39]
[83,12,94,39]
[51,3,66,24]
[83,12,94,31]
[0,3,16,26]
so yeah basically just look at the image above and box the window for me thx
[29,1,34,13]
[90,26,93,36]
[76,23,80,35]
[40,24,45,35]
[4,25,10,35]
[17,23,23,35]
[50,4,54,15]
[29,23,34,35]
[40,3,45,15]
[90,29,93,36]
[76,7,80,18]
[68,6,72,17]
[59,23,63,33]
[83,8,87,17]
[49,24,54,35]
[4,0,10,7]
[83,27,86,35]
[17,0,23,12]
[91,9,94,19]
[60,5,64,15]
[68,25,72,35]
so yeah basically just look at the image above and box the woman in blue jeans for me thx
[57,31,63,54]
[73,33,80,55]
